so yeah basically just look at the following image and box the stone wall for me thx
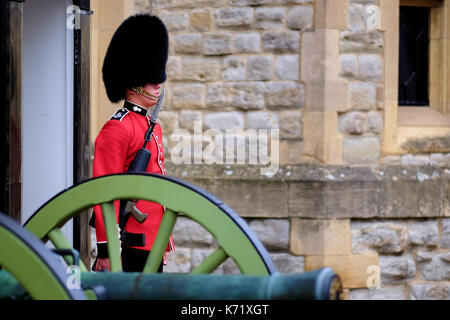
[88,0,450,300]
[148,0,311,165]
[162,163,449,300]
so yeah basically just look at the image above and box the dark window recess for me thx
[398,6,430,106]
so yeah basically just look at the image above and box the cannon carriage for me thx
[0,173,342,300]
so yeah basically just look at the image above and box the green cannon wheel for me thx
[0,214,87,300]
[24,173,277,275]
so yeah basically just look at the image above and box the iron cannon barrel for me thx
[79,267,341,300]
[0,268,341,300]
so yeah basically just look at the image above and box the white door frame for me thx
[22,0,74,244]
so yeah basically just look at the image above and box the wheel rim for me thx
[24,173,277,275]
[0,214,86,300]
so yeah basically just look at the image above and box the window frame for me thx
[382,0,450,155]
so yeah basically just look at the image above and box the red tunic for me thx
[93,101,174,255]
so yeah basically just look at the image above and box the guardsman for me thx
[92,14,174,272]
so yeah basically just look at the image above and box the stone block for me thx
[413,155,430,166]
[430,153,445,166]
[203,111,244,130]
[179,110,202,131]
[340,30,384,53]
[408,220,439,247]
[305,253,379,289]
[156,0,227,9]
[222,55,246,81]
[358,54,383,82]
[270,253,305,274]
[262,31,300,53]
[234,33,261,53]
[246,111,279,130]
[348,4,364,31]
[379,255,416,284]
[314,0,348,30]
[305,81,350,112]
[159,10,190,31]
[383,155,401,165]
[267,0,314,4]
[286,167,448,219]
[279,140,303,165]
[255,7,285,30]
[174,33,202,54]
[275,55,299,81]
[441,219,450,249]
[343,137,380,164]
[301,29,340,82]
[417,252,450,281]
[229,82,266,110]
[181,57,221,81]
[172,83,206,109]
[172,216,214,246]
[349,286,406,300]
[206,82,232,108]
[409,284,450,300]
[286,5,314,30]
[279,111,302,139]
[290,218,351,256]
[229,0,267,5]
[248,56,274,81]
[248,219,290,250]
[339,54,358,78]
[401,154,414,166]
[166,56,181,80]
[158,111,179,133]
[365,111,383,134]
[202,32,233,55]
[445,154,450,167]
[198,179,289,218]
[164,247,191,273]
[349,82,377,111]
[190,9,212,31]
[214,7,254,29]
[351,221,408,254]
[338,112,365,135]
[265,81,305,109]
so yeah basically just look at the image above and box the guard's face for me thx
[143,83,161,99]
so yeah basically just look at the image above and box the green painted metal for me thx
[101,202,122,272]
[83,289,98,300]
[143,209,178,274]
[0,268,342,300]
[191,247,228,274]
[0,226,71,300]
[47,229,88,272]
[25,174,272,275]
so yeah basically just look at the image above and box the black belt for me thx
[121,230,146,247]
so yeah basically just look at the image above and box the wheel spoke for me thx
[143,209,177,274]
[47,228,88,272]
[191,247,228,274]
[101,202,122,272]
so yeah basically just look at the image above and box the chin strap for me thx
[131,86,159,101]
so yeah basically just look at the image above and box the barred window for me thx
[398,6,430,106]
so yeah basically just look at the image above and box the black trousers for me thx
[121,247,164,273]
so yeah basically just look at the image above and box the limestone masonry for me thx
[90,0,450,300]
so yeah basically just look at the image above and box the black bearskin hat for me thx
[102,14,169,103]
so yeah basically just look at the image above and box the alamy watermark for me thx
[66,5,93,30]
[366,265,381,290]
[66,265,81,290]
[169,121,280,176]
[365,5,381,30]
